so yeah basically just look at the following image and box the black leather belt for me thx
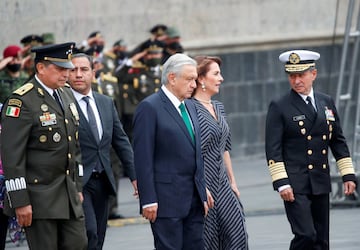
[91,171,105,179]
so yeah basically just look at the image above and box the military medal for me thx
[41,104,48,112]
[53,132,61,142]
[40,112,57,126]
[325,107,335,121]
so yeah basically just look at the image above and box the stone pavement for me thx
[6,157,360,249]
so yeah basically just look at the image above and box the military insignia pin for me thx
[53,132,61,142]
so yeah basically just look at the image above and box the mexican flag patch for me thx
[6,106,20,117]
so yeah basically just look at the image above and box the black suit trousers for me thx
[285,193,329,250]
[83,173,110,250]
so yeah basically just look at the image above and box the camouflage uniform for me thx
[0,70,29,103]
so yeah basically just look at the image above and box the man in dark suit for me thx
[1,43,87,249]
[133,53,212,250]
[265,49,357,250]
[68,53,137,250]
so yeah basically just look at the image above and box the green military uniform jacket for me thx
[0,77,84,219]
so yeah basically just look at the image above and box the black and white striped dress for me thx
[192,98,248,250]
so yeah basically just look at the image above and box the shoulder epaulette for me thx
[64,83,71,88]
[13,83,34,96]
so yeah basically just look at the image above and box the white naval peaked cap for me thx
[279,50,320,73]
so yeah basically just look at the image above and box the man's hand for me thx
[78,192,84,203]
[131,180,139,198]
[279,187,295,202]
[142,204,158,223]
[344,181,356,195]
[204,188,214,216]
[15,205,32,227]
[0,56,13,70]
[206,188,214,209]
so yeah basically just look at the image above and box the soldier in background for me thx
[0,45,29,103]
[130,24,167,56]
[77,31,105,59]
[113,39,130,74]
[20,34,43,77]
[162,26,184,63]
[116,40,164,141]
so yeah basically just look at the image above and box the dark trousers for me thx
[285,193,329,250]
[83,173,110,250]
[25,215,87,250]
[151,193,204,250]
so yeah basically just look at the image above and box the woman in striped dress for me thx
[191,56,248,250]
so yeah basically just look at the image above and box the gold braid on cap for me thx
[268,160,288,182]
[337,157,355,176]
[285,52,315,73]
[44,56,72,62]
[285,63,315,73]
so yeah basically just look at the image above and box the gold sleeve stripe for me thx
[268,161,288,182]
[337,157,355,176]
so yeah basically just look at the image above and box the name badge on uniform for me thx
[325,107,335,121]
[40,112,57,126]
[293,115,306,121]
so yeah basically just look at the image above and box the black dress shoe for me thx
[108,213,124,220]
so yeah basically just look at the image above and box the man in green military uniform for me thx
[0,42,87,249]
[0,45,29,103]
[116,40,164,140]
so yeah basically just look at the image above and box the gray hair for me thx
[161,53,196,85]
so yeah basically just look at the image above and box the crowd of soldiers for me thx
[0,24,184,138]
[0,24,183,220]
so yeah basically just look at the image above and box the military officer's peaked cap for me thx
[31,42,75,69]
[20,34,44,46]
[88,31,102,38]
[279,50,320,73]
[150,24,168,36]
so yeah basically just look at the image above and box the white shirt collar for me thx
[71,89,95,103]
[298,88,315,103]
[161,85,182,112]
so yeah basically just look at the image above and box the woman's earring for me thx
[201,83,206,91]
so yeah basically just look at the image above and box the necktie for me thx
[179,103,195,143]
[52,90,63,112]
[83,96,100,144]
[306,96,316,116]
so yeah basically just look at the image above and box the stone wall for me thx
[0,0,357,52]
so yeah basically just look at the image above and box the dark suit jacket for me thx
[266,89,356,194]
[77,92,135,195]
[1,78,83,219]
[133,89,207,218]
